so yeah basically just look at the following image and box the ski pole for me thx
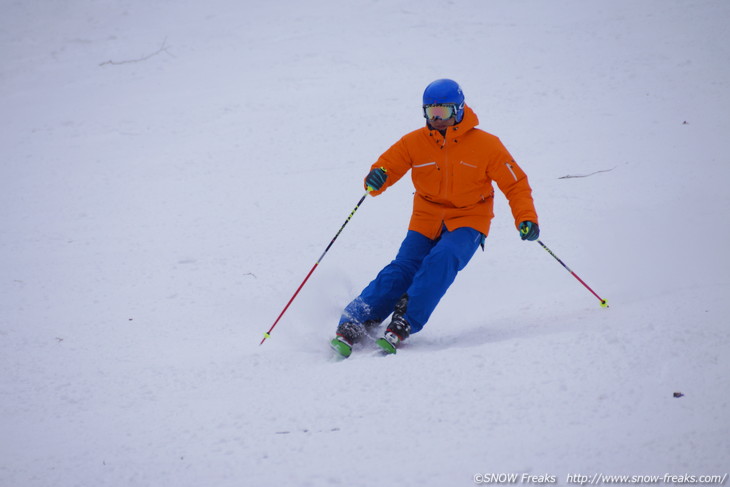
[260,190,371,345]
[537,239,609,308]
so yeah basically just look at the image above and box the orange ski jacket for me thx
[368,105,538,240]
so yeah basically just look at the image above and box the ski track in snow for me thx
[1,1,729,486]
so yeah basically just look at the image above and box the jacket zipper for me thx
[443,138,451,200]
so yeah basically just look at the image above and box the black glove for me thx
[365,167,387,191]
[519,221,539,241]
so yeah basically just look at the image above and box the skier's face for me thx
[429,116,456,131]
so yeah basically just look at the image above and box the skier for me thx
[330,79,540,357]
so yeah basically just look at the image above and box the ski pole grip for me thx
[366,167,387,193]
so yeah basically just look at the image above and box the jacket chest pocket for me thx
[412,161,441,195]
[452,160,488,204]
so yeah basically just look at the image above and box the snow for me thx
[2,1,729,486]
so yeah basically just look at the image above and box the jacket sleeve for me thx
[366,136,414,196]
[489,144,538,228]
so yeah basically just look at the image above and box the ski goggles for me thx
[423,103,458,121]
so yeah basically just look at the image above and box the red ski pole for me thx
[260,190,371,345]
[537,239,609,308]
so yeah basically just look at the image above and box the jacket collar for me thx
[424,104,478,142]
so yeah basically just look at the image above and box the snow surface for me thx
[2,1,729,486]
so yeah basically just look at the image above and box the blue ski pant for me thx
[339,226,483,334]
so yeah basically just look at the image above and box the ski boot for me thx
[376,313,411,354]
[330,322,363,358]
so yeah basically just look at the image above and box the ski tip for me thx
[375,337,397,355]
[330,337,352,358]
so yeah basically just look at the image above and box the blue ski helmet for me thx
[422,79,465,123]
